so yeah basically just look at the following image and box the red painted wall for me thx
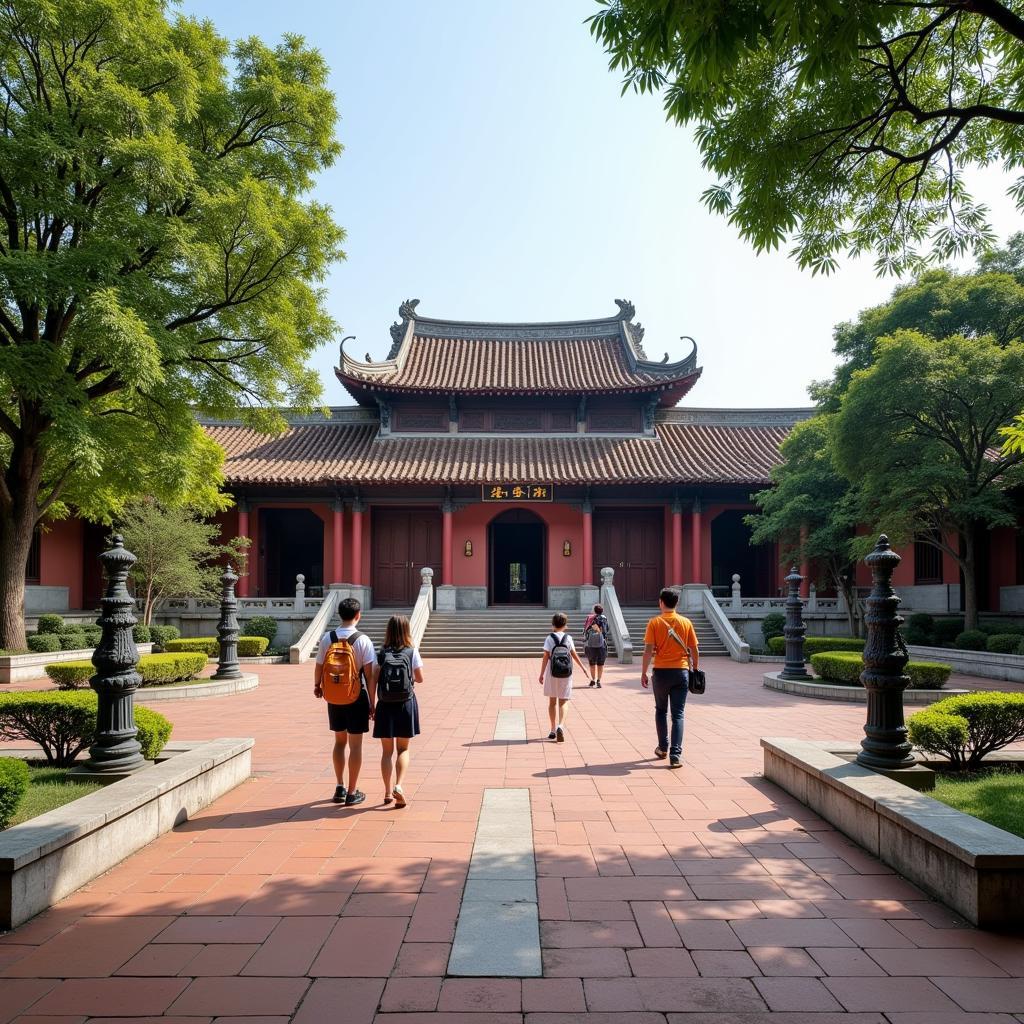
[39,518,84,609]
[989,526,1016,610]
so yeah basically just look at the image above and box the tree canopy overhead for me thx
[589,1,1024,275]
[0,0,345,647]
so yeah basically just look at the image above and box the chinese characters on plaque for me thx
[482,484,554,502]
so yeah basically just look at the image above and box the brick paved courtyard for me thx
[2,657,1023,1023]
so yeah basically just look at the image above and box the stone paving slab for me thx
[1,657,1023,1023]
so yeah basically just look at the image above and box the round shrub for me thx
[132,624,152,644]
[164,637,218,657]
[27,633,61,654]
[761,613,785,643]
[57,630,88,651]
[933,618,966,645]
[986,634,1023,654]
[45,653,207,689]
[237,636,269,657]
[909,692,1024,768]
[0,691,172,766]
[45,662,93,689]
[244,615,278,644]
[148,624,180,651]
[768,635,865,656]
[81,625,102,646]
[0,756,30,830]
[954,629,988,651]
[35,614,64,634]
[810,651,952,689]
[905,612,935,646]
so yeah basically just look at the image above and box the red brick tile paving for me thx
[3,656,1024,1023]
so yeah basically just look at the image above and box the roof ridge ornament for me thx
[388,299,420,359]
[614,298,635,321]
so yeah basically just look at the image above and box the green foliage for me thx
[810,650,951,689]
[148,624,181,651]
[986,634,1023,654]
[80,625,102,646]
[132,624,152,645]
[932,770,1024,839]
[35,615,64,634]
[0,691,172,766]
[909,693,1024,768]
[760,613,785,643]
[165,637,218,657]
[45,653,207,689]
[955,630,988,651]
[57,630,88,651]
[237,636,269,657]
[933,619,966,645]
[978,621,1024,636]
[589,2,1021,275]
[244,616,278,644]
[768,635,865,656]
[905,613,935,646]
[0,757,30,830]
[27,633,60,654]
[0,1,346,649]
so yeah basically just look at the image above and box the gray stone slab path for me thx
[493,708,527,741]
[500,673,522,695]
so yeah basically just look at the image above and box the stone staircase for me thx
[616,608,729,657]
[310,608,412,657]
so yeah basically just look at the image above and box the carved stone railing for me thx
[410,567,434,648]
[701,587,750,662]
[599,566,632,665]
[289,589,340,664]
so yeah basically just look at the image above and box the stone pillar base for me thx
[436,585,457,611]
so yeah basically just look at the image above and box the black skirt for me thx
[373,692,421,739]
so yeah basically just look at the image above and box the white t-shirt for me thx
[379,646,424,672]
[543,630,576,679]
[316,625,376,683]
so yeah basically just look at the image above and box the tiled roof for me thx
[205,418,791,487]
[336,302,701,403]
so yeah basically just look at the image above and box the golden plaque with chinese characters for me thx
[481,484,554,502]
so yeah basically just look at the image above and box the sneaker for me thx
[669,756,682,769]
[596,681,602,688]
[556,726,565,743]
[654,747,667,760]
[588,679,596,687]
[548,731,557,740]
[332,784,347,804]
[345,789,366,806]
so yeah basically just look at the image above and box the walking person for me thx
[582,603,610,687]
[538,612,588,742]
[640,588,699,768]
[374,613,423,808]
[313,597,376,806]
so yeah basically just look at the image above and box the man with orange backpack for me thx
[314,597,377,806]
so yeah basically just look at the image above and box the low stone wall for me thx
[762,737,1024,929]
[908,644,1024,683]
[134,673,259,702]
[0,644,154,684]
[0,737,253,929]
[763,671,966,704]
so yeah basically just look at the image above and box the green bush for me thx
[0,691,172,766]
[810,651,952,689]
[767,635,866,656]
[933,618,966,645]
[165,637,218,657]
[57,630,88,651]
[954,629,988,651]
[761,613,785,643]
[27,633,61,654]
[905,612,935,646]
[237,636,269,657]
[909,692,1024,768]
[978,621,1024,636]
[986,634,1023,654]
[148,624,180,651]
[35,614,64,634]
[0,756,30,829]
[45,652,207,689]
[244,615,278,644]
[132,624,152,644]
[81,625,102,646]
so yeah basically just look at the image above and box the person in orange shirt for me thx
[641,587,699,768]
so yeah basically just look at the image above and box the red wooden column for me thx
[691,496,703,584]
[331,499,344,584]
[671,500,683,585]
[351,499,365,586]
[442,499,454,586]
[581,499,593,585]
[799,523,810,598]
[236,500,250,597]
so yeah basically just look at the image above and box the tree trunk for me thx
[962,528,978,631]
[0,499,38,651]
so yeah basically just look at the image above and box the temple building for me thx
[24,300,1023,617]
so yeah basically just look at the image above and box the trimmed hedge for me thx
[909,692,1024,768]
[244,615,278,645]
[0,756,30,830]
[27,633,60,654]
[81,625,102,646]
[36,614,64,634]
[810,651,952,690]
[0,691,172,766]
[767,635,866,656]
[905,612,934,646]
[165,635,269,658]
[761,613,785,643]
[132,624,152,644]
[149,624,180,651]
[45,652,208,689]
[57,630,88,651]
[986,634,1022,654]
[978,622,1024,636]
[933,618,965,645]
[954,629,988,651]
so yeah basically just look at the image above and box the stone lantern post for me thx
[779,566,811,681]
[856,535,915,771]
[212,564,241,681]
[77,535,146,775]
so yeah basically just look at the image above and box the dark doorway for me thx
[372,508,442,606]
[490,509,546,605]
[260,508,324,596]
[711,509,774,595]
[82,522,107,609]
[592,509,663,605]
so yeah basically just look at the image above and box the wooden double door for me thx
[372,508,442,606]
[592,509,664,606]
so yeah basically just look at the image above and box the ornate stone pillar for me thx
[671,499,683,586]
[856,535,915,771]
[236,499,250,597]
[351,498,365,586]
[581,498,593,586]
[212,565,241,680]
[79,535,146,774]
[332,499,344,584]
[780,566,811,681]
[442,498,454,586]
[691,496,703,584]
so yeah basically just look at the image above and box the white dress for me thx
[543,631,576,699]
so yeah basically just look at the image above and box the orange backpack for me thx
[321,630,365,705]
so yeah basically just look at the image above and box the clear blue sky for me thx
[179,0,1021,408]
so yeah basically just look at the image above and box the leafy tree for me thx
[746,415,862,635]
[0,1,344,649]
[589,1,1024,274]
[119,500,248,625]
[833,330,1024,629]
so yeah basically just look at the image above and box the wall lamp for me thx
[563,540,572,557]
[464,540,473,557]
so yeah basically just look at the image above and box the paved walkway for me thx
[2,658,1023,1023]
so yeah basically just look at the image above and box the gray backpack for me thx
[585,615,608,650]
